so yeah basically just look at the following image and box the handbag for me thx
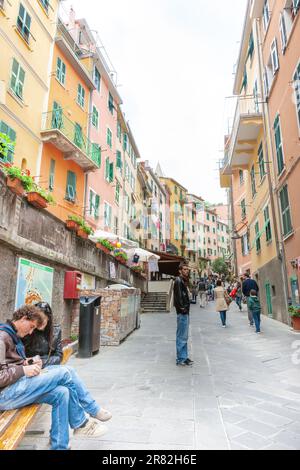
[224,291,233,307]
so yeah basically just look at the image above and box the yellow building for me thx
[0,0,60,172]
[159,177,188,258]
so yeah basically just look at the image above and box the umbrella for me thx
[89,230,138,249]
[126,248,160,262]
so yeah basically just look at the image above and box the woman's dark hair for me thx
[12,305,45,328]
[216,280,222,287]
[34,302,53,348]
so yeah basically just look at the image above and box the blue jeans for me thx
[235,296,242,310]
[219,311,227,326]
[0,365,99,450]
[252,311,261,332]
[176,314,189,364]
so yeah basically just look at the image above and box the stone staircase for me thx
[141,292,168,313]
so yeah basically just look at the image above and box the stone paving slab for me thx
[18,301,300,450]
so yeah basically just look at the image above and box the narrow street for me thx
[20,302,300,451]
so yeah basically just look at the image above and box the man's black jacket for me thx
[174,276,190,314]
[242,278,259,297]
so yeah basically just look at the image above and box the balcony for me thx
[41,111,101,171]
[227,96,263,170]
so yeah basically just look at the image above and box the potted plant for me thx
[289,306,300,331]
[131,265,143,273]
[66,215,82,232]
[76,218,94,239]
[114,249,128,265]
[26,184,56,209]
[96,238,114,254]
[2,163,33,196]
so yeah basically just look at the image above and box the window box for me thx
[6,176,25,196]
[65,219,80,232]
[26,191,48,209]
[77,228,89,239]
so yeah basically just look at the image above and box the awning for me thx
[89,230,138,249]
[126,248,160,262]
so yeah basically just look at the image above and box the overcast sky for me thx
[61,0,247,203]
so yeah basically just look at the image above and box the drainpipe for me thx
[255,19,290,323]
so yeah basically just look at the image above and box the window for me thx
[52,101,63,129]
[258,143,266,180]
[255,222,261,252]
[107,128,112,148]
[279,13,288,53]
[273,115,285,174]
[250,165,256,197]
[89,190,100,219]
[77,84,85,108]
[293,0,300,16]
[65,171,76,202]
[247,31,254,60]
[91,143,101,167]
[10,59,25,99]
[270,39,279,75]
[108,92,114,114]
[279,185,293,237]
[56,57,66,86]
[239,170,245,185]
[253,80,259,113]
[123,133,128,152]
[117,121,121,142]
[74,123,83,149]
[206,213,210,221]
[264,205,272,242]
[104,202,112,227]
[17,4,31,43]
[241,199,246,220]
[116,150,122,171]
[105,157,110,182]
[263,0,270,31]
[109,162,114,183]
[293,62,300,131]
[241,68,248,92]
[40,0,50,13]
[115,181,120,204]
[94,66,101,92]
[0,121,16,163]
[49,159,55,191]
[92,106,99,128]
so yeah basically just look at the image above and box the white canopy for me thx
[89,230,138,249]
[126,248,160,262]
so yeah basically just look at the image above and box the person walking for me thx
[248,290,262,333]
[198,278,207,308]
[242,273,259,326]
[231,281,243,311]
[214,280,230,328]
[174,263,193,366]
[191,281,198,304]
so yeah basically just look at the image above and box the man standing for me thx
[242,273,259,326]
[174,263,193,366]
[0,305,108,450]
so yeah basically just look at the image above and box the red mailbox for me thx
[64,271,82,299]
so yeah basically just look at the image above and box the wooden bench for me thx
[0,346,73,450]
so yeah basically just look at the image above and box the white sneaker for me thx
[94,408,112,422]
[73,420,108,438]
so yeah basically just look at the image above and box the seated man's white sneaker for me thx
[73,420,108,438]
[94,408,112,422]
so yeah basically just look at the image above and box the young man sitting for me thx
[0,305,109,450]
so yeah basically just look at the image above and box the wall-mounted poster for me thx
[81,273,96,290]
[15,258,54,309]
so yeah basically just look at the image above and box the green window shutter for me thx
[115,182,120,204]
[108,93,114,114]
[49,159,55,191]
[94,66,101,92]
[258,143,265,180]
[0,121,16,163]
[117,122,121,141]
[74,123,83,148]
[91,143,101,167]
[52,101,63,129]
[92,106,99,128]
[17,4,31,43]
[255,222,261,252]
[105,157,110,181]
[89,190,93,216]
[94,194,100,219]
[109,162,114,183]
[251,165,256,197]
[66,171,76,202]
[77,84,85,107]
[274,115,284,174]
[264,205,272,242]
[107,129,112,148]
[116,150,122,170]
[293,64,300,129]
[123,133,127,151]
[11,59,25,99]
[280,185,293,236]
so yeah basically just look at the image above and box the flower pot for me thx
[292,316,300,331]
[66,220,80,232]
[116,256,126,264]
[26,192,48,209]
[6,176,24,196]
[77,229,89,239]
[96,243,110,255]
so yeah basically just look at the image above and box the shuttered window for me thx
[49,159,55,192]
[65,171,76,202]
[10,59,25,99]
[107,128,112,148]
[0,121,16,163]
[17,4,31,44]
[255,222,261,252]
[279,185,293,237]
[77,84,85,108]
[115,181,120,204]
[273,115,284,174]
[92,106,99,129]
[56,57,66,85]
[94,66,101,92]
[89,190,100,219]
[258,143,266,180]
[294,63,300,131]
[264,205,272,242]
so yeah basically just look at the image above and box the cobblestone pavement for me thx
[19,301,300,450]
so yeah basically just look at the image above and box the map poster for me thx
[15,258,54,309]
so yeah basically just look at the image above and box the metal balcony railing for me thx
[41,111,101,168]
